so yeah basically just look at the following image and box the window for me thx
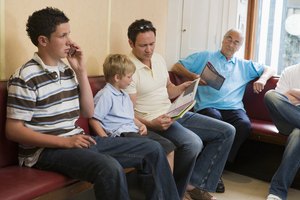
[252,0,300,74]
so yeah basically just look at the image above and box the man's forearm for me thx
[285,89,300,104]
[258,67,275,84]
[171,63,198,80]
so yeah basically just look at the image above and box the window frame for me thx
[245,0,258,60]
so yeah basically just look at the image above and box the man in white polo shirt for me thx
[264,63,300,200]
[125,19,236,200]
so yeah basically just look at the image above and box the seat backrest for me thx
[76,76,107,135]
[0,80,18,167]
[242,77,279,121]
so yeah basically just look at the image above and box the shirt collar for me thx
[129,52,151,70]
[106,83,125,96]
[217,50,236,64]
[32,52,69,73]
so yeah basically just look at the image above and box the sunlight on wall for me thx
[0,0,168,80]
[0,0,4,79]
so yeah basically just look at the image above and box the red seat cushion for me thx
[0,166,77,200]
[251,119,279,135]
[250,119,287,145]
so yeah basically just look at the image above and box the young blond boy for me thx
[89,54,175,171]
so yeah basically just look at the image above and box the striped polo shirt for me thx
[6,53,82,167]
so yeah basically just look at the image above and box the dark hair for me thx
[127,19,156,44]
[26,7,69,46]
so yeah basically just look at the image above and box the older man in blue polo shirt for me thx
[172,28,275,193]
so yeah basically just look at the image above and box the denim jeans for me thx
[155,111,235,195]
[34,136,179,200]
[264,90,300,135]
[264,90,300,200]
[198,108,251,162]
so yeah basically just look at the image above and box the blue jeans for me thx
[264,90,300,200]
[34,136,179,200]
[198,108,251,162]
[155,112,235,195]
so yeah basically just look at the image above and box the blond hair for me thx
[103,54,136,82]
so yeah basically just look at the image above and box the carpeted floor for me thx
[225,139,300,190]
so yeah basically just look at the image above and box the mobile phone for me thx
[68,46,76,57]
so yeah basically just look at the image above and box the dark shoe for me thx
[187,188,216,200]
[216,178,225,193]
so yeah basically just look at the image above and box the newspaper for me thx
[200,62,225,90]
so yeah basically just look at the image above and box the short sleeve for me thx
[179,51,209,74]
[93,89,113,121]
[6,76,36,121]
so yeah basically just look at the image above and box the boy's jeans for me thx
[35,136,179,200]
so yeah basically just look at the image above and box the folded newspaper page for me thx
[200,62,225,90]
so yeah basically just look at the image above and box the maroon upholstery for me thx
[0,166,76,200]
[243,77,279,121]
[0,76,107,200]
[0,73,287,199]
[76,76,107,135]
[242,77,287,144]
[0,81,18,168]
[168,71,287,145]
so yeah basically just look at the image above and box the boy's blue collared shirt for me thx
[93,83,138,137]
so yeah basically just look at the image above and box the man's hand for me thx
[253,80,266,94]
[199,79,207,86]
[150,114,173,131]
[66,43,86,75]
[180,81,193,89]
[64,134,96,148]
[285,89,300,105]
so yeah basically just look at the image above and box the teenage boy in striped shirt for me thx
[5,7,179,200]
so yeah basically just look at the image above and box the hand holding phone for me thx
[68,45,77,57]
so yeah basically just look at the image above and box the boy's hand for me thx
[99,133,108,138]
[65,134,96,148]
[138,124,147,135]
[66,43,86,76]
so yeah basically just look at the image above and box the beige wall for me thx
[0,0,168,80]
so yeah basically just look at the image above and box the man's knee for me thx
[143,139,164,152]
[235,118,251,135]
[199,108,222,120]
[181,133,203,156]
[225,123,236,141]
[93,157,125,183]
[190,136,203,155]
[264,89,279,105]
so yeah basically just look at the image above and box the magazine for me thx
[200,62,225,90]
[167,100,196,120]
[166,78,200,119]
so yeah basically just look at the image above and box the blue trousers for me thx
[264,90,300,200]
[155,111,235,195]
[198,108,251,162]
[34,136,179,200]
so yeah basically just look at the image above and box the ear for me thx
[114,74,121,82]
[129,39,134,48]
[38,36,49,47]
